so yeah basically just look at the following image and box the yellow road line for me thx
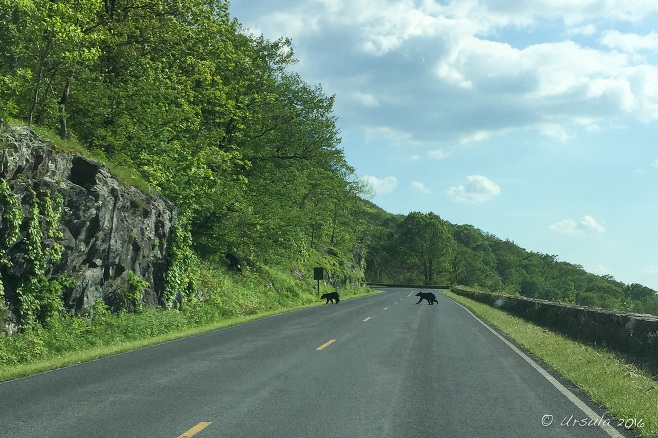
[363,317,371,322]
[383,307,388,310]
[407,290,414,297]
[178,422,212,438]
[316,339,336,350]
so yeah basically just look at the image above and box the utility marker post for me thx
[314,267,324,297]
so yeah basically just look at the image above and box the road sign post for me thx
[314,267,324,297]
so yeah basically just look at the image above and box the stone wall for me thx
[452,287,658,361]
[0,122,177,327]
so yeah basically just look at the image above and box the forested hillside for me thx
[365,212,658,315]
[1,0,656,338]
[0,0,382,339]
[0,0,368,265]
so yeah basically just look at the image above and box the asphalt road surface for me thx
[0,287,636,437]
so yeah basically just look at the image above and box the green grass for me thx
[444,290,658,438]
[0,268,377,382]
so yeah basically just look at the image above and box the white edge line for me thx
[451,300,624,438]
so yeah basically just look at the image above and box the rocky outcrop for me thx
[0,122,177,325]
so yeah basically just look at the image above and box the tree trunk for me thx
[58,76,72,139]
[29,38,53,126]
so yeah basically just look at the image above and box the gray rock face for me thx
[0,122,177,319]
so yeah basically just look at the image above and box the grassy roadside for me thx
[444,290,658,438]
[0,280,378,383]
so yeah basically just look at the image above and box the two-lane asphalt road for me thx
[0,288,635,437]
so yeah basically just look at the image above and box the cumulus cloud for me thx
[601,30,658,53]
[352,92,379,107]
[447,175,500,203]
[549,215,606,235]
[362,125,421,146]
[361,175,398,195]
[569,24,597,36]
[410,181,431,194]
[232,0,658,146]
[587,264,611,276]
[427,148,449,160]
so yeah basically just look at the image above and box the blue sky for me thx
[228,0,658,291]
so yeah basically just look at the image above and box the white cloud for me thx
[427,148,449,160]
[538,124,571,142]
[440,0,658,29]
[569,24,597,36]
[601,30,658,53]
[363,126,421,146]
[410,181,431,194]
[652,159,658,168]
[353,92,379,107]
[361,175,398,195]
[233,0,658,144]
[587,263,611,276]
[549,215,606,235]
[447,175,500,203]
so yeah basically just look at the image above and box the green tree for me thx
[0,0,103,135]
[394,212,454,285]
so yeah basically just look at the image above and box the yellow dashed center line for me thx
[407,290,414,297]
[383,307,388,311]
[363,317,371,322]
[316,339,336,350]
[178,422,212,438]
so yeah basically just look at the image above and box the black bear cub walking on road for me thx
[321,292,340,304]
[415,292,438,305]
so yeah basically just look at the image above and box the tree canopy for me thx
[0,0,367,270]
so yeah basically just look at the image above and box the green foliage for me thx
[163,219,200,308]
[367,209,658,315]
[16,274,75,326]
[366,212,454,285]
[15,189,74,325]
[1,0,376,342]
[1,0,367,272]
[104,270,152,314]
[0,178,24,248]
[124,270,150,313]
[0,178,25,302]
[0,181,74,325]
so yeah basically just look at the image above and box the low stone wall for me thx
[452,287,658,361]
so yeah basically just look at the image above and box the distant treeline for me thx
[365,212,658,316]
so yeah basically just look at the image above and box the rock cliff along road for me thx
[0,288,635,438]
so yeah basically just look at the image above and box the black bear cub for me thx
[415,292,438,305]
[321,292,340,304]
